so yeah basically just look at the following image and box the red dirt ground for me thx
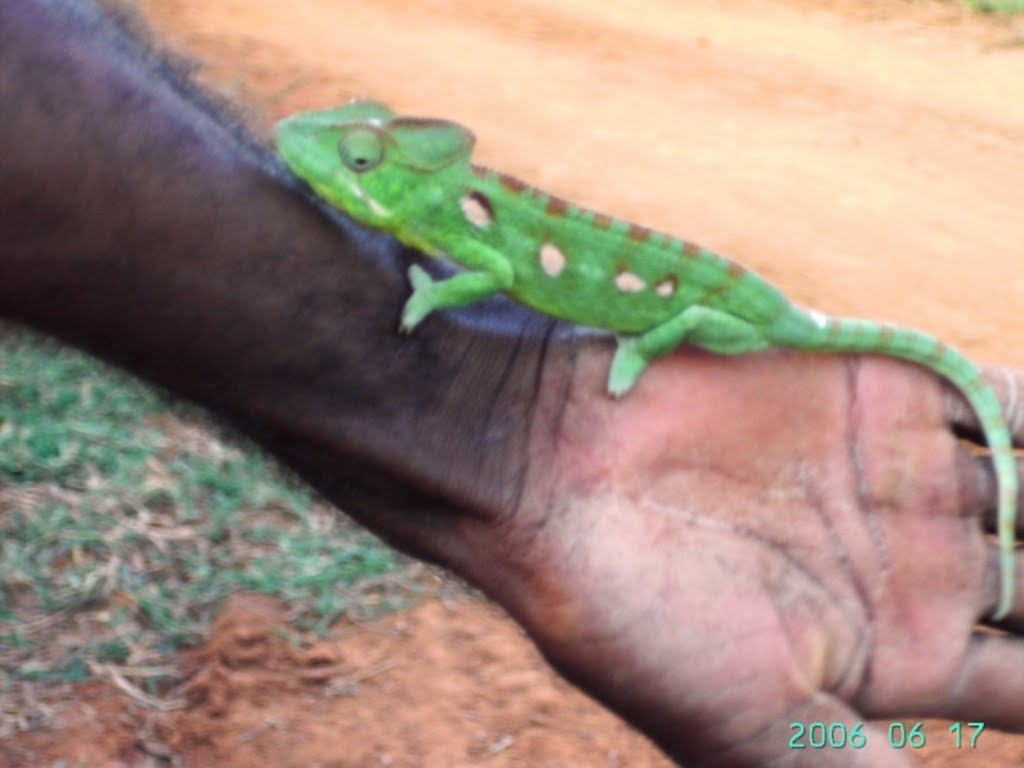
[5,1,1024,766]
[5,594,672,768]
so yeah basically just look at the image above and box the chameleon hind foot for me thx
[608,338,649,397]
[608,307,771,396]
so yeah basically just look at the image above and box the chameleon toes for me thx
[399,291,434,333]
[407,264,434,291]
[398,266,438,332]
[607,339,648,397]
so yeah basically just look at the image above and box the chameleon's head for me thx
[274,99,476,227]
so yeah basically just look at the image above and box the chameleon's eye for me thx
[338,128,384,173]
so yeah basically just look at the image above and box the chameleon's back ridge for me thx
[275,99,1018,620]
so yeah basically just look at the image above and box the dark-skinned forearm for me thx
[0,0,573,573]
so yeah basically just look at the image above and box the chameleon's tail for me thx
[770,307,1017,620]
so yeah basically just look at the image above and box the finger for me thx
[979,545,1024,631]
[966,452,1024,533]
[917,632,1024,732]
[943,365,1024,446]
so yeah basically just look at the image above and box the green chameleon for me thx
[275,99,1017,619]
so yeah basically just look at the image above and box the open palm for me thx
[476,347,1023,767]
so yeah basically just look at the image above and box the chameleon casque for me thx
[275,99,1017,619]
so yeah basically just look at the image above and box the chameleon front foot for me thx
[399,265,436,333]
[607,338,650,397]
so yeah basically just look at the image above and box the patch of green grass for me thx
[962,0,1024,13]
[0,328,418,704]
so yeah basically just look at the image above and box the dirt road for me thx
[12,1,1024,766]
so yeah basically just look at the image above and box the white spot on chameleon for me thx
[615,271,646,293]
[655,277,676,297]
[539,242,566,277]
[807,308,828,329]
[460,195,492,229]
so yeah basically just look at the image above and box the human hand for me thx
[470,348,1023,767]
